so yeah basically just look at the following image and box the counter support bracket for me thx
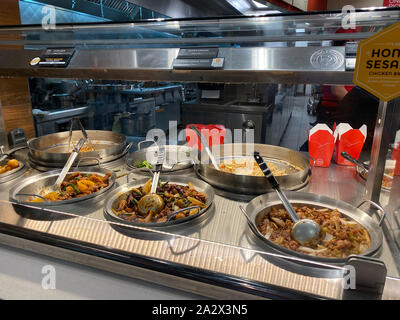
[342,255,387,300]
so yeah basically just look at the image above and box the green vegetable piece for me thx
[67,183,81,194]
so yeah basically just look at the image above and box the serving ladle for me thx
[137,145,166,216]
[253,151,325,246]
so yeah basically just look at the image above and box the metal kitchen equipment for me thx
[33,106,95,137]
[245,191,385,264]
[195,143,312,195]
[253,151,324,246]
[27,130,129,167]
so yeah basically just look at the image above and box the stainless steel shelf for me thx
[0,47,353,84]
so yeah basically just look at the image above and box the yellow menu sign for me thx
[354,22,400,101]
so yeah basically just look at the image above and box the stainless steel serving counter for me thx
[0,149,399,300]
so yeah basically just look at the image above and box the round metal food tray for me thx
[126,144,195,173]
[245,191,385,264]
[194,143,312,195]
[28,130,130,167]
[104,175,215,228]
[9,167,116,206]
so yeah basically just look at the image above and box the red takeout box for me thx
[186,124,226,151]
[308,124,336,168]
[333,123,367,166]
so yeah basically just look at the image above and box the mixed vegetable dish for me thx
[113,180,207,223]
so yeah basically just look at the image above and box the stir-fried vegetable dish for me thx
[113,180,207,223]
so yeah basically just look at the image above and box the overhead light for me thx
[253,0,269,8]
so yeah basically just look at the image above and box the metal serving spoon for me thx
[137,145,166,216]
[253,151,325,246]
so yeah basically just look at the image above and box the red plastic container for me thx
[308,124,336,168]
[186,124,226,150]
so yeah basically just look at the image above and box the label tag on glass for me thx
[173,47,223,70]
[31,48,75,68]
[177,47,219,59]
[173,58,224,70]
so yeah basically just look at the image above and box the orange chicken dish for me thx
[0,159,19,174]
[30,171,111,202]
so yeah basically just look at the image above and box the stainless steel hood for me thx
[0,46,353,84]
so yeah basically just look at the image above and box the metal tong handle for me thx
[253,151,300,223]
[189,125,219,171]
[76,117,96,151]
[341,151,369,171]
[150,145,165,194]
[53,138,86,190]
[69,117,96,152]
[341,151,393,180]
[166,206,201,222]
[0,145,28,163]
[239,205,261,236]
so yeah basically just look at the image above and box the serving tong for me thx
[137,144,166,216]
[68,117,96,153]
[0,145,28,163]
[16,138,86,202]
[189,125,220,170]
[341,151,393,180]
[52,138,86,192]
